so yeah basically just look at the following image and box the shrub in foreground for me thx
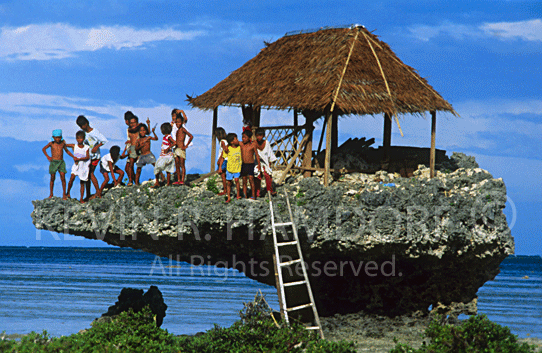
[391,314,536,353]
[1,306,354,352]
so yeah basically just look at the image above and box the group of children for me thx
[215,127,277,203]
[43,109,192,202]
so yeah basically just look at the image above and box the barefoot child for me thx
[134,119,158,185]
[124,111,139,186]
[222,133,242,203]
[66,130,90,203]
[152,123,176,187]
[173,113,193,185]
[215,127,228,195]
[254,128,277,196]
[240,130,262,199]
[42,129,76,200]
[76,115,107,199]
[99,145,126,194]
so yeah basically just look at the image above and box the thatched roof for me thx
[188,25,457,117]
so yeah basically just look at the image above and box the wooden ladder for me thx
[269,191,324,339]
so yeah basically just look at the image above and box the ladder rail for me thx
[284,191,325,339]
[269,191,325,339]
[269,193,290,324]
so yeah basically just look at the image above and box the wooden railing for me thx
[257,125,308,172]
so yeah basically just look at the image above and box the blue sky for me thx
[0,1,540,254]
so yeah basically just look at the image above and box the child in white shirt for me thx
[99,145,125,194]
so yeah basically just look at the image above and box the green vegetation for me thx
[0,303,355,353]
[391,315,536,353]
[206,175,220,194]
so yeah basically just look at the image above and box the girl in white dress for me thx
[66,131,91,203]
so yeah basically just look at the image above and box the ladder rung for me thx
[274,222,293,227]
[306,326,320,330]
[287,303,313,312]
[279,259,302,266]
[284,280,307,287]
[277,241,297,247]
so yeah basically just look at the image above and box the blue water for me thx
[0,247,540,339]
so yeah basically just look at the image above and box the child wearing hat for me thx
[42,129,76,200]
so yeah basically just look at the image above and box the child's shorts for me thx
[136,153,156,168]
[49,160,67,174]
[220,159,227,172]
[226,171,240,181]
[100,163,121,175]
[154,155,175,174]
[174,148,186,159]
[127,144,138,159]
[241,163,255,177]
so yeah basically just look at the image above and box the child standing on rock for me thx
[240,130,262,199]
[42,129,76,200]
[254,128,277,196]
[173,113,193,185]
[135,119,158,185]
[76,115,107,199]
[215,127,228,195]
[220,133,242,203]
[124,112,140,186]
[66,130,90,203]
[152,123,176,187]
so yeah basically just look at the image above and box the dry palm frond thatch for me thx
[188,25,456,118]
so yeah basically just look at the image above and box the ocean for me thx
[0,247,540,339]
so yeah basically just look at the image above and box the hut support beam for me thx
[383,113,392,160]
[210,107,218,172]
[332,111,338,153]
[303,120,313,178]
[430,111,436,178]
[324,108,332,186]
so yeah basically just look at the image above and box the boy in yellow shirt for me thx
[219,133,242,203]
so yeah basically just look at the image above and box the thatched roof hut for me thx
[188,25,456,184]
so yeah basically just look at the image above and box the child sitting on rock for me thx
[42,129,76,200]
[66,130,90,203]
[135,119,158,185]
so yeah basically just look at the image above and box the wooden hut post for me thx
[210,107,218,172]
[254,105,261,128]
[332,110,338,153]
[430,110,436,178]
[324,108,332,186]
[383,113,392,160]
[302,118,314,178]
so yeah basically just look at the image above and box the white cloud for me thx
[408,18,542,43]
[408,21,481,42]
[14,163,47,172]
[0,23,205,61]
[480,19,542,42]
[0,179,48,201]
